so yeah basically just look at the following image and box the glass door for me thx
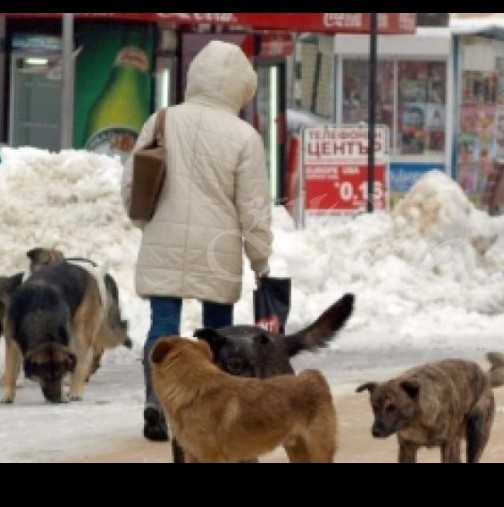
[9,53,62,151]
[155,55,177,109]
[256,61,286,203]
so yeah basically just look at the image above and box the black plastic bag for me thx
[253,276,291,335]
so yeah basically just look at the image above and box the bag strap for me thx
[153,108,167,147]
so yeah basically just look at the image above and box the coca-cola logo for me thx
[193,13,236,23]
[323,13,363,29]
[156,13,236,23]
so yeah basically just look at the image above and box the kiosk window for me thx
[342,59,447,156]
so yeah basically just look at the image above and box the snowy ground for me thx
[1,147,504,462]
[1,345,500,463]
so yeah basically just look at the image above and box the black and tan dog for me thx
[0,247,67,332]
[164,293,354,462]
[0,248,64,338]
[0,251,130,403]
[151,337,338,463]
[356,353,504,463]
[1,247,132,382]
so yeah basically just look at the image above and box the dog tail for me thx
[487,352,504,388]
[284,293,354,357]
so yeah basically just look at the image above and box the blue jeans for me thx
[146,296,234,343]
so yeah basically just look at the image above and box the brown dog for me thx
[166,293,354,463]
[26,247,65,273]
[356,353,504,463]
[151,337,338,463]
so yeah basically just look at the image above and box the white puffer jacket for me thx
[121,40,273,304]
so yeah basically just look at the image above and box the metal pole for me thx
[299,132,306,230]
[0,16,6,143]
[61,13,74,149]
[367,12,377,212]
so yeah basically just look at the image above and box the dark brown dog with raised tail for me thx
[194,293,354,378]
[356,353,504,463]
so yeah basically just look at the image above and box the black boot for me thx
[143,341,169,442]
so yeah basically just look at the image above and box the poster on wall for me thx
[495,105,504,158]
[302,125,389,213]
[457,100,496,205]
[342,60,394,131]
[74,22,155,163]
[462,70,498,104]
[400,102,426,155]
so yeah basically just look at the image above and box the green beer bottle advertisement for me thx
[75,23,154,162]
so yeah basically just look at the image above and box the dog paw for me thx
[0,395,14,404]
[69,394,82,402]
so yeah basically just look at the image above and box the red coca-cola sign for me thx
[2,13,417,34]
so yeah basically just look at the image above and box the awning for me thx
[450,13,504,39]
[1,13,417,34]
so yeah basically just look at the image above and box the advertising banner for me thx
[3,13,417,35]
[74,22,155,163]
[302,125,389,213]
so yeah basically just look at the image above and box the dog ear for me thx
[193,328,226,351]
[0,273,24,305]
[400,380,420,399]
[150,339,175,365]
[356,382,377,394]
[26,247,44,262]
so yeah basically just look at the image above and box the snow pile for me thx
[1,147,504,359]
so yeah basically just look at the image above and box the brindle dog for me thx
[357,353,504,463]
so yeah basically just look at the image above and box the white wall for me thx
[334,28,451,57]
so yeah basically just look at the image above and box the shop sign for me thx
[302,125,389,213]
[3,13,417,34]
[12,33,61,53]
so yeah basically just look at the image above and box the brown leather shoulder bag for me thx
[128,108,167,221]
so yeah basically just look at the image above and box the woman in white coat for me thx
[122,40,273,441]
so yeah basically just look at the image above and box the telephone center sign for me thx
[302,125,389,213]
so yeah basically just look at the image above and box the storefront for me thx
[0,13,416,205]
[0,14,298,203]
[333,27,452,207]
[450,15,504,210]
